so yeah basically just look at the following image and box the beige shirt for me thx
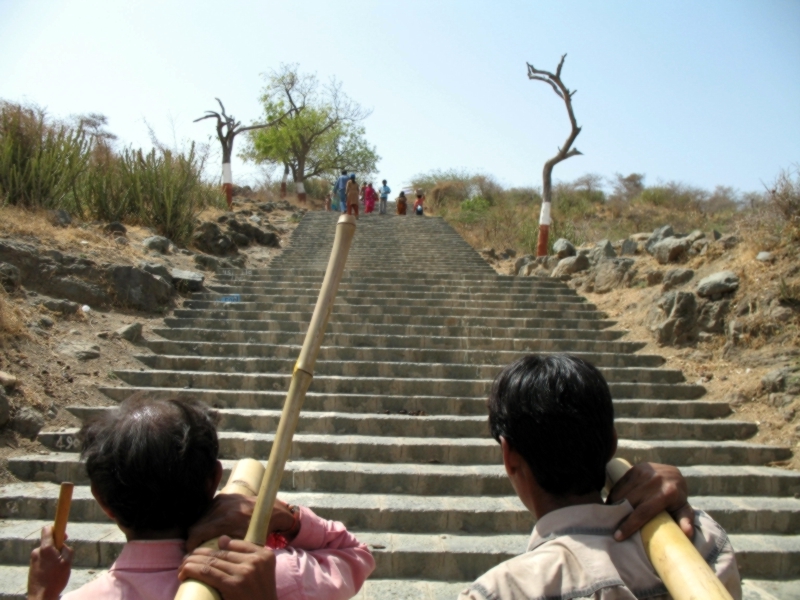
[459,501,741,600]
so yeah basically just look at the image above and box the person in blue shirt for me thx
[378,180,391,215]
[335,170,349,214]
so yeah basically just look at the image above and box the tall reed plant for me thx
[0,102,89,211]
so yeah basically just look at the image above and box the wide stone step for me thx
[63,406,754,441]
[175,305,608,323]
[213,273,566,289]
[3,483,797,535]
[112,369,705,400]
[98,386,731,419]
[35,430,790,466]
[0,519,795,578]
[206,282,580,298]
[150,329,646,354]
[161,318,620,340]
[133,356,684,385]
[144,341,661,369]
[206,274,577,296]
[198,288,588,304]
[10,456,800,498]
[171,310,614,331]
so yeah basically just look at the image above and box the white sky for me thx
[1,0,798,193]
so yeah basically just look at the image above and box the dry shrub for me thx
[0,290,26,340]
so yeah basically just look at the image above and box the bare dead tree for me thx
[194,98,292,207]
[527,54,582,255]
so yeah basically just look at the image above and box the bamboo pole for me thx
[246,214,356,544]
[52,482,73,551]
[174,214,356,600]
[606,458,733,600]
[175,460,267,600]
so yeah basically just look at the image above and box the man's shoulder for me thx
[459,541,637,600]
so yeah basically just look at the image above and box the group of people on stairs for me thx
[26,355,742,600]
[327,171,425,216]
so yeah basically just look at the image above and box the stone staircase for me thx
[1,212,799,599]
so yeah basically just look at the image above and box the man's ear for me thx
[208,460,224,497]
[90,484,117,522]
[500,437,523,479]
[608,428,619,461]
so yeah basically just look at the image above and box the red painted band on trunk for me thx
[536,224,549,257]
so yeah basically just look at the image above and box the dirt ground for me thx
[0,194,318,482]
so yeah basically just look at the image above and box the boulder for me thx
[12,406,44,439]
[104,222,127,236]
[143,236,172,253]
[662,268,694,291]
[115,322,142,342]
[38,298,79,315]
[645,225,674,254]
[47,209,71,227]
[227,220,280,248]
[588,240,616,265]
[106,265,173,312]
[0,262,21,292]
[193,222,238,256]
[230,232,251,247]
[697,271,739,298]
[651,291,698,346]
[38,316,54,329]
[697,299,730,334]
[552,239,576,259]
[57,343,101,360]
[652,237,690,264]
[711,230,722,240]
[762,368,788,393]
[193,254,245,273]
[0,371,18,391]
[717,234,739,250]
[552,254,590,277]
[630,233,651,242]
[171,268,204,292]
[0,390,9,427]
[138,261,171,282]
[690,239,709,256]
[645,271,664,286]
[594,258,636,293]
[522,262,539,276]
[620,239,638,256]
[686,230,706,244]
[514,255,534,275]
[114,237,128,246]
[544,256,561,270]
[504,248,517,258]
[756,251,774,263]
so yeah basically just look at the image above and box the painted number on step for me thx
[54,435,79,451]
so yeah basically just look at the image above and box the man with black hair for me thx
[459,354,741,600]
[27,395,374,600]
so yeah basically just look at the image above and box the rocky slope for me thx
[483,227,800,471]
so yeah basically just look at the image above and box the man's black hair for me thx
[488,354,615,496]
[382,179,387,185]
[341,170,347,175]
[80,395,220,534]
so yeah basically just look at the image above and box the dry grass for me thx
[0,291,27,340]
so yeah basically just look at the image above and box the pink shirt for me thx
[62,507,375,600]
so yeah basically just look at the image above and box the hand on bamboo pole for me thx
[605,462,695,541]
[606,458,734,600]
[28,483,74,600]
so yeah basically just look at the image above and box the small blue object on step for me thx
[218,294,241,303]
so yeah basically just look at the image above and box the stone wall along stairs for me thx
[0,212,798,599]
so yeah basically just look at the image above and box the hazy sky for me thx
[1,0,798,193]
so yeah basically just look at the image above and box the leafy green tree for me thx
[244,65,379,200]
